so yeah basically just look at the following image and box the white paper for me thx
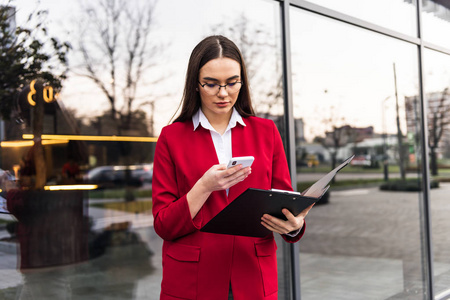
[301,155,355,198]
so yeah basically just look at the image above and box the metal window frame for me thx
[279,1,301,299]
[277,0,445,299]
[416,0,435,298]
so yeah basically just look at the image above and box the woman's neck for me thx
[203,109,232,135]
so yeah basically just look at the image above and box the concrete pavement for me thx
[299,183,450,299]
[1,183,450,299]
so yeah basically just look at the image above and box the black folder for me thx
[200,155,354,237]
[200,188,319,237]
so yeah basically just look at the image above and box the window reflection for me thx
[0,0,285,299]
[290,8,428,299]
[207,4,288,149]
[0,2,158,298]
[424,48,450,298]
[1,0,446,298]
[303,0,417,36]
[422,0,450,49]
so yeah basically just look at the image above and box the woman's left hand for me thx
[261,204,314,235]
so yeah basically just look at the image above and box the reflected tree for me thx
[0,3,70,121]
[211,13,283,118]
[0,3,70,189]
[313,106,348,174]
[316,127,348,169]
[73,0,167,200]
[73,0,165,200]
[393,64,406,181]
[74,0,163,135]
[428,87,450,176]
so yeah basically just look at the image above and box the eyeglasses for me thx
[198,81,242,95]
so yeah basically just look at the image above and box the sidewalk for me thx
[1,184,450,299]
[299,183,450,299]
[0,204,163,300]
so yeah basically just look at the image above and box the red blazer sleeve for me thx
[269,121,306,243]
[152,127,202,241]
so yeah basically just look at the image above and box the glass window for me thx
[423,48,450,298]
[422,0,450,49]
[290,7,429,299]
[303,0,417,37]
[0,0,287,299]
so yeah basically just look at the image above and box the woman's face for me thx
[198,57,241,121]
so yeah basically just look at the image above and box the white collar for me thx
[192,107,246,132]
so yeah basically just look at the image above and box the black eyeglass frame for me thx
[197,81,243,94]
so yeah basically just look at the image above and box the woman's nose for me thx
[217,86,229,97]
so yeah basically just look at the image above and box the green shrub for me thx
[379,179,439,192]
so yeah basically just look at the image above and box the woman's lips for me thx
[215,102,229,107]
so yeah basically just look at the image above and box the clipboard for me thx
[200,155,354,237]
[200,188,319,237]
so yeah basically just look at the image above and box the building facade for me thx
[1,0,450,299]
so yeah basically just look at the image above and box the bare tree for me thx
[75,0,163,135]
[313,106,348,171]
[211,13,283,118]
[322,126,349,169]
[428,87,450,175]
[72,0,165,201]
[393,63,406,181]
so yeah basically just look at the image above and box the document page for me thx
[301,155,355,198]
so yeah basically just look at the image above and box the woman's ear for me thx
[196,88,199,92]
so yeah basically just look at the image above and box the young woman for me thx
[152,35,313,300]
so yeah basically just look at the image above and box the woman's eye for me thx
[227,82,236,87]
[206,84,217,88]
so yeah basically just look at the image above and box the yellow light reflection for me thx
[23,134,157,142]
[12,165,20,179]
[1,141,34,147]
[42,140,69,145]
[43,86,54,103]
[44,184,98,191]
[27,80,37,106]
[1,140,69,148]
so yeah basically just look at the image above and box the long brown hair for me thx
[172,35,255,123]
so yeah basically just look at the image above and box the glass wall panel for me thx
[0,0,287,299]
[422,0,450,50]
[290,7,428,300]
[423,48,450,298]
[302,0,417,37]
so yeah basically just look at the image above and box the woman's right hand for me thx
[186,164,251,218]
[199,164,252,193]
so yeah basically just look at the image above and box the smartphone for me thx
[227,156,255,169]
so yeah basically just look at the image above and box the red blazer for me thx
[152,116,305,300]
